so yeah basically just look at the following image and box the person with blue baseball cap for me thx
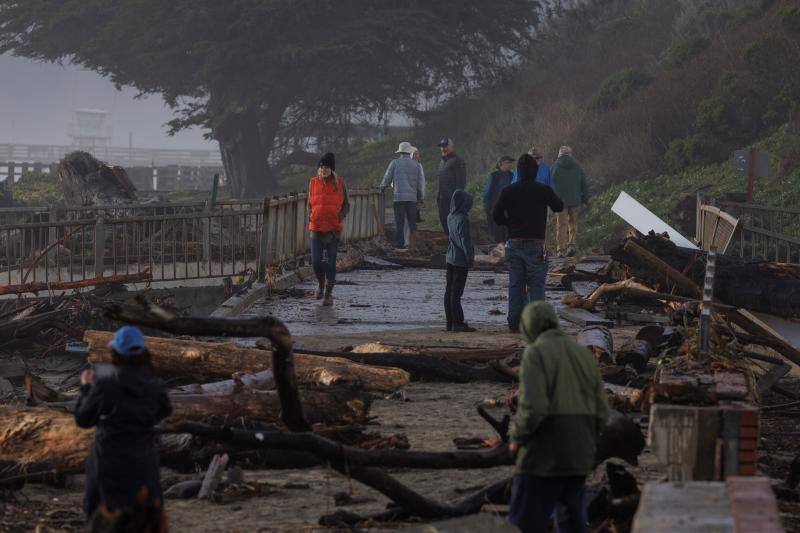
[75,326,172,528]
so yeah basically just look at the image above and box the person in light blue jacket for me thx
[512,146,553,189]
[381,141,425,249]
[445,190,476,333]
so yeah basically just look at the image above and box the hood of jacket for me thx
[520,301,559,344]
[555,155,578,170]
[449,189,472,215]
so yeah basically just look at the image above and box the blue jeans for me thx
[310,237,338,283]
[505,240,547,329]
[507,474,588,533]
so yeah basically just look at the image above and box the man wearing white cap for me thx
[381,141,425,249]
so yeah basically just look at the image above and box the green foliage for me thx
[665,134,728,172]
[763,83,800,128]
[11,172,63,206]
[578,125,800,252]
[590,68,653,110]
[741,32,793,77]
[780,5,800,33]
[664,35,711,69]
[694,71,766,143]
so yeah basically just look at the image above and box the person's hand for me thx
[508,442,519,458]
[582,203,590,209]
[80,369,96,386]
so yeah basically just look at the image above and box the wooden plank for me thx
[757,364,791,395]
[558,307,613,328]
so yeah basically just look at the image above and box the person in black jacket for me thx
[493,154,564,333]
[75,326,172,528]
[436,136,467,233]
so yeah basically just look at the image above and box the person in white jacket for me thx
[381,141,425,249]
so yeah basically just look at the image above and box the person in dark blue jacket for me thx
[75,326,172,528]
[482,155,514,243]
[445,189,476,333]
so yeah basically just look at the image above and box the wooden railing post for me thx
[94,217,106,276]
[258,198,270,280]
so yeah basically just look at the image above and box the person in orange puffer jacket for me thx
[308,152,350,306]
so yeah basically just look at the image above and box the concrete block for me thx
[649,405,720,481]
[632,481,733,532]
[727,476,783,533]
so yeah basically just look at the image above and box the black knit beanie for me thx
[516,153,539,181]
[318,152,336,171]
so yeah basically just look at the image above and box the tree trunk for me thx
[84,330,410,393]
[0,385,371,474]
[215,104,269,199]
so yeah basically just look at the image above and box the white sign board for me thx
[611,191,698,249]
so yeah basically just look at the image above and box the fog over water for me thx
[0,54,214,149]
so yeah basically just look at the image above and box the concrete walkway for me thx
[243,267,565,338]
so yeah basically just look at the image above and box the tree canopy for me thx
[0,1,541,197]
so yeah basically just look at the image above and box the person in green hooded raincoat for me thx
[507,301,608,533]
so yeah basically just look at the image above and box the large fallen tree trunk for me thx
[85,330,409,393]
[0,384,371,476]
[292,347,511,383]
[612,234,800,318]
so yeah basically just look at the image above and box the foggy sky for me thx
[0,54,215,150]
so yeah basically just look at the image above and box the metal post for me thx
[699,246,717,354]
[746,148,756,203]
[94,217,106,276]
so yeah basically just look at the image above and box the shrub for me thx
[589,68,653,111]
[665,35,711,69]
[763,83,800,128]
[665,133,729,172]
[11,171,64,206]
[694,71,765,143]
[741,32,792,78]
[780,5,800,33]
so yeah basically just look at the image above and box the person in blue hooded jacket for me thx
[511,146,554,189]
[75,326,172,529]
[445,189,476,332]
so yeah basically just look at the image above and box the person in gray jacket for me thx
[436,136,467,233]
[381,141,425,249]
[445,190,476,333]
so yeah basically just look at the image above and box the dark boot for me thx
[322,282,334,306]
[314,273,326,300]
[453,323,476,333]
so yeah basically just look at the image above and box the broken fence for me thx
[0,189,384,287]
[696,196,800,263]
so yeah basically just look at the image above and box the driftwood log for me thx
[85,330,409,393]
[0,385,371,475]
[292,347,511,383]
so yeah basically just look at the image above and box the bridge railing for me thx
[696,196,800,263]
[0,189,384,287]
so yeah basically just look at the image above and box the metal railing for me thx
[0,188,384,287]
[696,197,800,263]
